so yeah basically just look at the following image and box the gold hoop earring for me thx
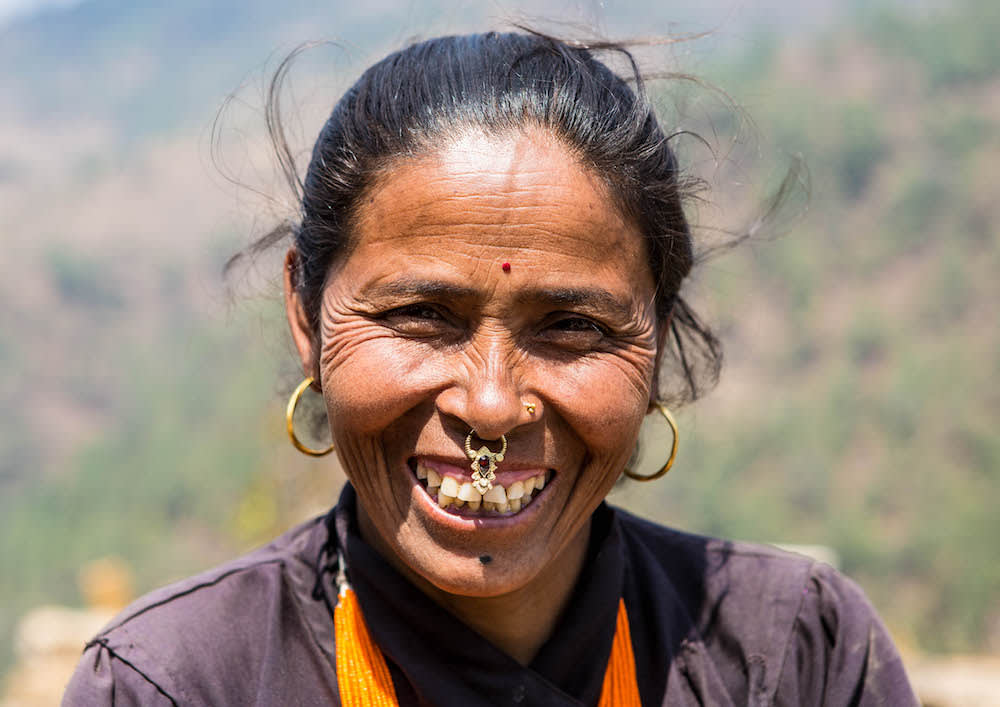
[286,377,335,457]
[623,403,678,481]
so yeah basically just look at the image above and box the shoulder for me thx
[615,506,817,613]
[97,515,324,650]
[612,508,917,705]
[63,517,338,706]
[774,561,918,705]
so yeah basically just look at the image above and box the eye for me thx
[388,303,445,321]
[380,303,457,337]
[548,316,604,334]
[537,314,608,350]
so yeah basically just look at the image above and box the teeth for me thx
[457,482,482,502]
[482,485,507,504]
[440,476,459,497]
[419,465,553,515]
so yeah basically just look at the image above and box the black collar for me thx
[324,484,627,706]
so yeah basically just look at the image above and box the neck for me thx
[357,509,591,666]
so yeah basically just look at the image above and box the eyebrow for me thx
[358,279,479,303]
[514,286,635,320]
[358,279,635,319]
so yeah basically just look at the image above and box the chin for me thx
[403,539,552,599]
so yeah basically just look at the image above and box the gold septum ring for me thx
[464,432,507,494]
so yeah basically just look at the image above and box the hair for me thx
[231,31,797,405]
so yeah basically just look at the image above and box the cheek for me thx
[535,352,655,457]
[318,318,450,437]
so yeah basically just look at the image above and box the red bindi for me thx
[501,262,511,272]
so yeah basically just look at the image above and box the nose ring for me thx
[524,402,536,414]
[464,432,507,494]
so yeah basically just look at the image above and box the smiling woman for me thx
[300,130,661,663]
[63,31,917,706]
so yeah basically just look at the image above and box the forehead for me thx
[341,129,653,291]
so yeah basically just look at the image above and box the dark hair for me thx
[237,31,749,405]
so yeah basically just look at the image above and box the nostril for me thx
[434,380,523,444]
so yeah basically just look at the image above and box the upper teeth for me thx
[440,476,459,497]
[482,484,506,504]
[457,482,479,501]
[416,462,549,514]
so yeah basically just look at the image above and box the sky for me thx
[0,0,80,27]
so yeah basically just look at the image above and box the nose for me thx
[437,339,524,441]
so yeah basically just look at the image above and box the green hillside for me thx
[621,0,1000,653]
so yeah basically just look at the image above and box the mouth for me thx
[409,458,552,517]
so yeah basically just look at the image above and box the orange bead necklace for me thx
[333,565,641,707]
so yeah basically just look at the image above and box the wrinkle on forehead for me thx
[354,128,641,261]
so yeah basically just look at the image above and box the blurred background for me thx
[1,0,998,704]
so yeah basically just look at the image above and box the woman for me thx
[64,32,916,705]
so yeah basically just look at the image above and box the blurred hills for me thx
[2,0,998,687]
[0,0,930,135]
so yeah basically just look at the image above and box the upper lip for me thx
[411,454,551,474]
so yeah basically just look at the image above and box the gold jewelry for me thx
[524,402,536,414]
[286,377,335,457]
[623,403,678,481]
[464,431,507,494]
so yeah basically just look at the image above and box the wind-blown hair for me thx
[236,31,738,404]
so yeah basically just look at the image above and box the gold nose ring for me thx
[464,431,507,494]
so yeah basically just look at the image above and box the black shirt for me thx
[63,485,917,705]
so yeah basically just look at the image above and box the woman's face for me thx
[286,128,662,597]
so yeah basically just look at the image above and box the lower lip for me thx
[408,468,554,531]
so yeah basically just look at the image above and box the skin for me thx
[285,128,665,664]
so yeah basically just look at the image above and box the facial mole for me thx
[479,554,493,565]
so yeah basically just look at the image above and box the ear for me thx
[649,316,672,411]
[283,248,317,379]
